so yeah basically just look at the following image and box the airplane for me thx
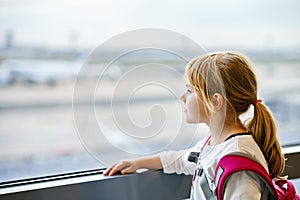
[0,58,82,86]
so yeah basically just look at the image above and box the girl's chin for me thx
[185,117,198,124]
[185,115,202,124]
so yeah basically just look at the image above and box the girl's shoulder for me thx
[202,135,257,155]
[218,134,260,154]
[222,135,265,162]
[202,135,268,171]
[231,135,268,169]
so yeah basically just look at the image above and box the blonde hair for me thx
[185,51,284,178]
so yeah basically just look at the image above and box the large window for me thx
[0,0,299,183]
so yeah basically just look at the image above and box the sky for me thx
[0,0,299,49]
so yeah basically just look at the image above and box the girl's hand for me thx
[103,155,162,176]
[103,160,138,176]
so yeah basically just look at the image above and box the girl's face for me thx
[181,83,210,124]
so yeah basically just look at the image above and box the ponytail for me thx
[246,101,285,178]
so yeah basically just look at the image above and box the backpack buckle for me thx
[188,151,200,164]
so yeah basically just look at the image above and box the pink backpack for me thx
[214,154,300,200]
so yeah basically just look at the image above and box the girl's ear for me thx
[212,93,224,111]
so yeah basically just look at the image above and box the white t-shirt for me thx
[159,135,270,200]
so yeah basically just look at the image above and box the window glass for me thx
[0,0,299,182]
[251,55,300,146]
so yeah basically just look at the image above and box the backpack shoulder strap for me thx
[214,153,278,200]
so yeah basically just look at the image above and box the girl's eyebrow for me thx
[185,84,194,91]
[186,84,192,88]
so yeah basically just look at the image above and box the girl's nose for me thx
[180,93,186,103]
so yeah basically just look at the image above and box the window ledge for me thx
[1,144,299,200]
[0,170,192,200]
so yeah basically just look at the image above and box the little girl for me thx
[104,51,285,199]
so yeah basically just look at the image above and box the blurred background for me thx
[0,0,300,183]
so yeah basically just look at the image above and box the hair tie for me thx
[252,99,262,106]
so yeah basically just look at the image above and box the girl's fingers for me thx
[109,161,129,176]
[104,160,132,176]
[103,163,117,175]
[103,167,112,175]
[121,165,134,174]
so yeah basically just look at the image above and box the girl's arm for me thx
[103,137,206,176]
[224,171,262,200]
[103,155,162,176]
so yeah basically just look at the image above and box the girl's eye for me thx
[187,89,192,93]
[185,84,193,94]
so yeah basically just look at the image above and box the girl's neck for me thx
[209,123,246,145]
